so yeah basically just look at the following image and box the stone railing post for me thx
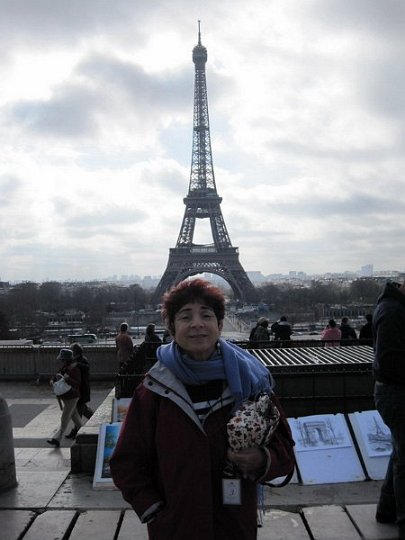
[0,395,17,492]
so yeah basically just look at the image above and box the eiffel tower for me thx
[153,24,257,304]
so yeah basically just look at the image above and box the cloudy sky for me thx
[1,0,404,283]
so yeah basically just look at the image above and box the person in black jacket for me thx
[65,342,93,439]
[359,313,373,341]
[373,280,405,539]
[133,323,162,373]
[340,317,357,344]
[272,316,292,341]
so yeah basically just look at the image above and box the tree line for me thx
[0,277,383,339]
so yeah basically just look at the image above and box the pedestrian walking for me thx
[47,348,82,448]
[64,342,93,439]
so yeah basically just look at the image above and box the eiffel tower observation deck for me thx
[153,24,257,304]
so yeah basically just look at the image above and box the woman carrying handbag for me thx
[47,348,82,448]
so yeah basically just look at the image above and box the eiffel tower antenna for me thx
[153,24,257,303]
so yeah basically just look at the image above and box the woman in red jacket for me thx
[47,348,82,447]
[110,279,294,540]
[321,319,342,348]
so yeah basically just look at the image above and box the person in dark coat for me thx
[272,316,292,341]
[340,317,357,343]
[115,322,134,371]
[373,280,405,540]
[251,317,270,343]
[47,348,82,447]
[359,313,373,341]
[64,342,93,439]
[110,279,294,540]
[133,323,163,373]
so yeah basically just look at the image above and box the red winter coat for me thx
[110,363,294,540]
[54,362,81,400]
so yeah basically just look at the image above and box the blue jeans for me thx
[374,382,405,530]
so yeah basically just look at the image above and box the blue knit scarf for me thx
[156,338,272,410]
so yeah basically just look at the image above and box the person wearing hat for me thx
[47,348,82,447]
[251,317,270,343]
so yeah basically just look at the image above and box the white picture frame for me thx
[288,414,365,484]
[111,397,132,423]
[350,410,391,458]
[93,422,122,489]
[348,410,391,480]
[290,413,352,452]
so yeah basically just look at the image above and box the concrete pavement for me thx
[0,381,400,539]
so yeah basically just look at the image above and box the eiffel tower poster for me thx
[153,24,256,304]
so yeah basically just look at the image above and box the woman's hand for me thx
[227,447,266,479]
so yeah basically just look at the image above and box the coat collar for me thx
[144,361,233,433]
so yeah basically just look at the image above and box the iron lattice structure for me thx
[153,25,257,304]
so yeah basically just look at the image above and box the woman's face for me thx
[173,301,223,361]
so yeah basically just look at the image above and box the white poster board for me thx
[348,410,391,480]
[288,414,365,485]
[93,422,122,489]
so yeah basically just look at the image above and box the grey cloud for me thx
[309,0,405,39]
[6,52,193,140]
[0,0,150,54]
[270,139,400,162]
[262,192,405,219]
[0,0,220,61]
[78,53,191,110]
[9,87,98,137]
[66,208,147,229]
[357,58,405,121]
[51,198,147,228]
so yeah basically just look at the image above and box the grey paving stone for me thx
[0,509,36,540]
[118,510,148,539]
[346,503,398,540]
[9,404,48,427]
[0,470,68,509]
[264,481,383,510]
[14,447,70,470]
[69,510,121,540]
[23,509,77,540]
[49,473,131,509]
[302,505,362,539]
[258,509,311,539]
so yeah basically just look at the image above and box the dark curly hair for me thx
[161,279,225,334]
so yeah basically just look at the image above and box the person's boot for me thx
[65,428,78,439]
[47,438,60,447]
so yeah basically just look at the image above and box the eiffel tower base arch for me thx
[152,248,257,305]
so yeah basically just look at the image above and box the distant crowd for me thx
[248,314,373,346]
